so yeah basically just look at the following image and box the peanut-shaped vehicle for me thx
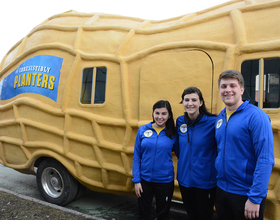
[0,0,279,219]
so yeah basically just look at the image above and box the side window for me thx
[241,58,280,108]
[80,67,107,104]
[241,60,259,106]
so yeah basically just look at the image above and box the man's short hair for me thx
[218,70,245,88]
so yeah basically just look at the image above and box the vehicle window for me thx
[80,67,107,104]
[264,59,280,108]
[241,58,280,108]
[94,67,107,104]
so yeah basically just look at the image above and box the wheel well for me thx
[34,156,50,168]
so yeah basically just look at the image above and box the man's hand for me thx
[135,183,143,198]
[244,199,260,219]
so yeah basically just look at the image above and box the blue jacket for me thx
[132,122,176,183]
[215,100,274,204]
[174,114,217,189]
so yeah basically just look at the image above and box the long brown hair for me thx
[180,87,216,116]
[152,100,176,139]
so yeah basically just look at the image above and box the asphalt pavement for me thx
[0,164,189,219]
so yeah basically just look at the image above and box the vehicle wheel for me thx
[74,182,87,200]
[36,158,78,206]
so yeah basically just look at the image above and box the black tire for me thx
[74,182,87,200]
[36,158,78,206]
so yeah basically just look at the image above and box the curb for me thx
[0,187,106,220]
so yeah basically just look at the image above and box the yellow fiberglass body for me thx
[0,0,279,218]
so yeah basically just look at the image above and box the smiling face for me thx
[152,107,170,128]
[219,78,244,111]
[182,93,203,120]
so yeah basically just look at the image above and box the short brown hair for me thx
[218,70,245,88]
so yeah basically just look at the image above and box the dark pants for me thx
[179,185,216,220]
[138,179,174,220]
[215,187,266,220]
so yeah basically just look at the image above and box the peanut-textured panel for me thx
[0,1,280,219]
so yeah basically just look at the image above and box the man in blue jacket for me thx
[215,70,274,220]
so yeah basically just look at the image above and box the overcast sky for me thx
[0,0,229,62]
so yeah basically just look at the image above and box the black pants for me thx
[215,187,266,220]
[179,185,216,220]
[138,179,174,220]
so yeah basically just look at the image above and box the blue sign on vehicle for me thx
[0,55,63,102]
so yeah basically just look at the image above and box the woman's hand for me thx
[135,183,143,198]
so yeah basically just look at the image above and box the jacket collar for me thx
[221,99,250,115]
[148,122,166,131]
[184,113,207,126]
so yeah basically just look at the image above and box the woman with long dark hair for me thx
[132,100,176,220]
[175,87,217,220]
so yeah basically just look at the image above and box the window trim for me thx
[80,66,107,106]
[238,53,280,110]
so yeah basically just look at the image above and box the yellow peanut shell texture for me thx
[0,0,280,219]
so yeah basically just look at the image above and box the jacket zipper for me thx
[221,105,244,192]
[189,125,194,186]
[151,130,159,182]
[224,118,228,192]
[224,111,235,192]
